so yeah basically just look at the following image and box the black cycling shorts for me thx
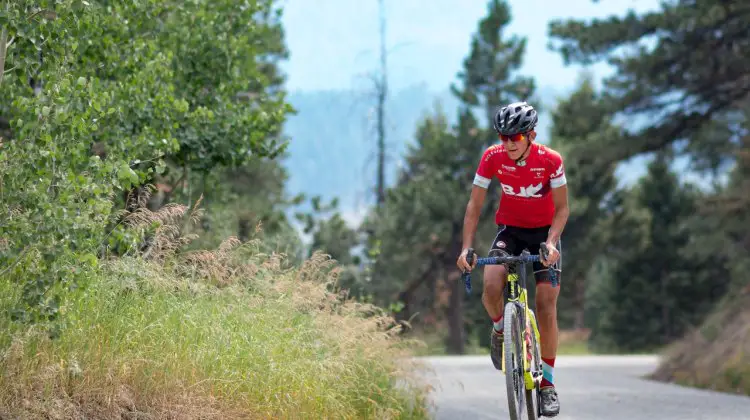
[488,224,562,284]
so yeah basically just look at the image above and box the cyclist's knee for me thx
[535,284,559,316]
[482,265,507,299]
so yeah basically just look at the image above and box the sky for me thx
[278,0,662,95]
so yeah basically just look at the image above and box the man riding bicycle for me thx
[456,101,569,417]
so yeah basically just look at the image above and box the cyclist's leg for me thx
[483,224,521,321]
[530,237,561,371]
[528,230,562,415]
[484,224,519,370]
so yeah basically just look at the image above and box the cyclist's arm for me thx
[463,149,494,250]
[547,184,569,245]
[546,157,569,245]
[462,184,487,250]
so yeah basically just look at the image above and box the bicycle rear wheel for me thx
[503,302,526,420]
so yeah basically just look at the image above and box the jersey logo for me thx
[501,182,544,198]
[484,145,504,161]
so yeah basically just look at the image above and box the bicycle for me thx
[461,244,559,420]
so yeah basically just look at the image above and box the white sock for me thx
[493,317,503,333]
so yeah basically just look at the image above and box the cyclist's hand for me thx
[541,241,560,267]
[457,248,476,272]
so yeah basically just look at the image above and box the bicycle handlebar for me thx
[461,244,559,295]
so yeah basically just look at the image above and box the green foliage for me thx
[588,154,731,352]
[163,0,292,171]
[0,0,293,327]
[309,213,359,266]
[171,156,306,265]
[451,0,536,114]
[295,196,369,300]
[547,73,619,328]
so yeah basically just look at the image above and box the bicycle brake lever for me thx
[462,248,475,294]
[539,243,559,288]
[539,242,549,260]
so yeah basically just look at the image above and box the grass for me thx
[0,203,431,419]
[556,329,592,355]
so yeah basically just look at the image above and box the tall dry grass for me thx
[0,197,431,419]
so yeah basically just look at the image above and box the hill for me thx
[650,287,750,395]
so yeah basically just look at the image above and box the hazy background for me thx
[278,0,663,227]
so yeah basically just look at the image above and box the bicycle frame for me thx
[505,263,542,390]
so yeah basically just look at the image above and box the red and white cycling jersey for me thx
[473,142,566,228]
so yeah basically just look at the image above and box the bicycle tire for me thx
[526,314,542,420]
[504,302,525,420]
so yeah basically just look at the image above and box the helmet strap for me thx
[514,136,532,166]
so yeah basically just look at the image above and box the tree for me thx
[548,0,750,170]
[694,103,750,293]
[0,0,293,326]
[172,155,306,263]
[589,154,730,351]
[127,0,293,208]
[547,73,619,329]
[546,1,750,353]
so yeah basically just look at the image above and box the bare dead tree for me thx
[375,0,387,207]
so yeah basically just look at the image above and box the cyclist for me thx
[456,101,568,417]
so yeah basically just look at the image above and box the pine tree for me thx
[590,153,729,351]
[548,0,750,168]
[547,73,618,329]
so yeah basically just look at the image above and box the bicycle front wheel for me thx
[526,312,542,420]
[503,302,526,420]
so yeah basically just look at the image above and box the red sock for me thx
[541,357,555,388]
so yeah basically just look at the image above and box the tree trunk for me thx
[238,217,251,242]
[573,275,585,329]
[0,27,7,87]
[397,290,411,322]
[446,269,465,354]
[375,0,387,207]
[661,270,670,342]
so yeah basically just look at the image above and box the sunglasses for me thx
[499,133,527,143]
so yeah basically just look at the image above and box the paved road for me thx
[417,355,750,420]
